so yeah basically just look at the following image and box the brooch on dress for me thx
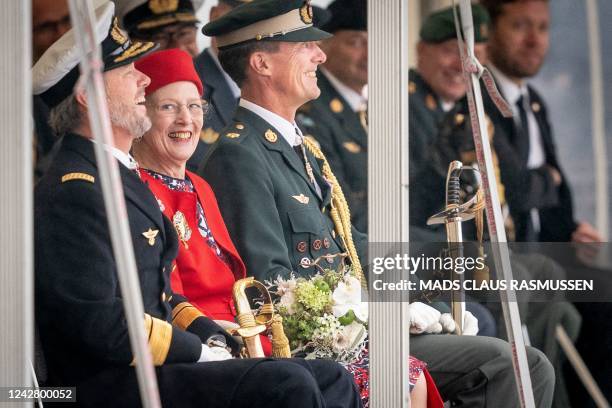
[173,211,191,249]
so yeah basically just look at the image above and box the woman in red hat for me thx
[133,48,442,408]
[131,48,268,349]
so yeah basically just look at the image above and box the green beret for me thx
[420,4,490,43]
[202,0,332,49]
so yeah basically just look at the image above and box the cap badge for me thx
[173,211,192,249]
[200,127,220,144]
[142,228,159,246]
[343,141,362,154]
[149,0,179,15]
[292,194,310,204]
[111,17,128,46]
[299,1,313,24]
[264,129,278,143]
[330,98,344,113]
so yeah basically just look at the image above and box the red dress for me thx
[141,169,442,407]
[141,169,272,354]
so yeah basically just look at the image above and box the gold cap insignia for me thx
[454,113,465,126]
[343,141,362,154]
[149,0,179,14]
[330,98,344,113]
[292,194,310,204]
[264,129,278,143]
[531,102,541,113]
[200,128,220,144]
[299,1,313,24]
[409,81,417,94]
[142,228,159,246]
[110,18,128,45]
[61,172,95,183]
[173,211,191,249]
[425,94,437,111]
[225,132,241,139]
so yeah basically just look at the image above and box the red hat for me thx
[135,48,203,96]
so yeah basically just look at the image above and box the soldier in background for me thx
[32,0,72,179]
[297,0,368,233]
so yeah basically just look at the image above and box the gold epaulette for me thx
[61,172,94,184]
[171,302,204,330]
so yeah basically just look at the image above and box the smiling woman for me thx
[130,48,273,351]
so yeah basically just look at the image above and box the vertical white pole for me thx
[369,0,411,406]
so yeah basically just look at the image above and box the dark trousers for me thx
[50,358,361,408]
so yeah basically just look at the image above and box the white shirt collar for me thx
[90,138,138,170]
[207,48,241,99]
[239,98,302,146]
[321,67,367,112]
[488,63,529,105]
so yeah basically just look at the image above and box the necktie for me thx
[294,127,321,197]
[515,95,530,162]
[516,95,540,240]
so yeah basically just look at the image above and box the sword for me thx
[453,1,535,406]
[427,161,481,334]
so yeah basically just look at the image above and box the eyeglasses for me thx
[149,100,209,117]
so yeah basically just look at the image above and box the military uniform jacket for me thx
[200,107,367,282]
[408,69,456,228]
[190,48,239,172]
[297,72,368,232]
[35,134,236,387]
[483,79,577,242]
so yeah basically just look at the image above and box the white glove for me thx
[198,344,233,362]
[462,311,479,336]
[409,302,442,334]
[439,313,457,334]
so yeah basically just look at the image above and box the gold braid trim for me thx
[171,302,203,330]
[302,138,366,288]
[133,314,172,366]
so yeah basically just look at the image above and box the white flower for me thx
[332,275,368,323]
[333,322,366,353]
[275,276,297,297]
[279,291,297,315]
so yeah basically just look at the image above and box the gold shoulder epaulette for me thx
[61,172,95,184]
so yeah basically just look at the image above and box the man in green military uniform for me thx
[411,6,582,408]
[199,1,555,406]
[296,0,368,233]
[200,0,367,282]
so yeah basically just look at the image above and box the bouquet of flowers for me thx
[266,265,368,365]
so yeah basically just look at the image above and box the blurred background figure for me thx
[32,0,71,180]
[297,0,369,233]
